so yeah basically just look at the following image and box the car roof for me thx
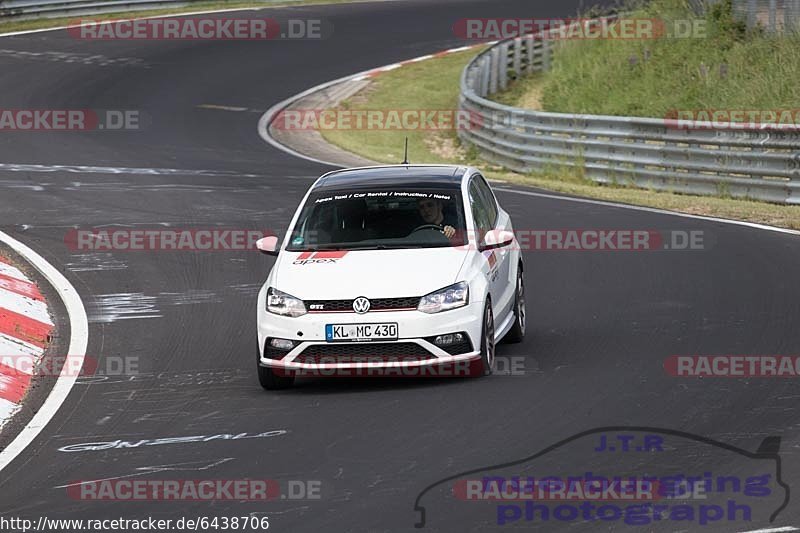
[313,165,469,192]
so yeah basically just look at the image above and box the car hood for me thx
[273,248,469,299]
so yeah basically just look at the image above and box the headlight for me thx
[266,287,306,317]
[418,282,469,314]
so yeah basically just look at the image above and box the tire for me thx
[503,265,526,344]
[257,343,295,390]
[478,301,495,376]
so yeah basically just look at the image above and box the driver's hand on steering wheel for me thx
[442,225,456,238]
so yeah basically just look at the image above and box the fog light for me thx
[434,333,464,346]
[269,338,296,351]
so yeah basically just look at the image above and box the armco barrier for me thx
[0,0,190,20]
[458,21,800,204]
[0,0,287,20]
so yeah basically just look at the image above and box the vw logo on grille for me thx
[352,297,371,314]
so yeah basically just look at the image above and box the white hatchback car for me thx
[256,165,525,389]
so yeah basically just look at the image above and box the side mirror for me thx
[481,229,514,251]
[256,236,280,256]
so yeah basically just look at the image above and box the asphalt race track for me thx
[1,1,800,531]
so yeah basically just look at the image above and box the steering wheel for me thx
[410,224,443,234]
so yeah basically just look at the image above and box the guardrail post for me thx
[525,36,535,74]
[747,0,757,29]
[542,38,551,71]
[499,42,509,91]
[793,0,800,31]
[479,56,491,97]
[489,47,499,94]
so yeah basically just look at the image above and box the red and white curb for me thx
[350,43,495,81]
[0,257,53,429]
[0,231,87,474]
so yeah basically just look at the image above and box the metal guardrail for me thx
[0,0,195,19]
[0,0,298,22]
[0,0,294,20]
[458,24,800,204]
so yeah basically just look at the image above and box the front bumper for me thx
[257,298,483,370]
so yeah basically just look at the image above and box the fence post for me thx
[513,38,522,77]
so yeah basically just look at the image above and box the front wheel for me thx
[478,302,495,376]
[504,266,526,344]
[257,344,295,390]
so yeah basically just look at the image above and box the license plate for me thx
[325,323,398,342]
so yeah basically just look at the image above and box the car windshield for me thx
[285,188,467,251]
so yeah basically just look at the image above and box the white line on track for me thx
[0,231,88,475]
[741,526,800,533]
[197,104,250,112]
[0,162,264,177]
[443,45,473,53]
[497,187,800,237]
[405,54,433,63]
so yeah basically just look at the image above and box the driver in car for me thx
[416,198,457,239]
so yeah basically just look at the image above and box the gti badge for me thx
[352,297,370,314]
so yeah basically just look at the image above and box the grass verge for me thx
[318,47,800,230]
[0,0,372,34]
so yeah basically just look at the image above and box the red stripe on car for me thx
[311,251,348,259]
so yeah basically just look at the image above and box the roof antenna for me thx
[401,137,410,165]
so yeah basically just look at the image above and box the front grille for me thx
[293,342,436,364]
[305,297,419,313]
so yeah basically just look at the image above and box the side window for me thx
[469,179,492,234]
[473,174,498,226]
